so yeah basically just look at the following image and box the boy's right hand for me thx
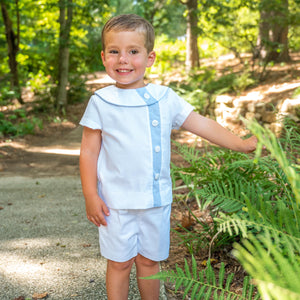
[85,196,110,227]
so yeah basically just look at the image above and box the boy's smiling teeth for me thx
[117,69,132,73]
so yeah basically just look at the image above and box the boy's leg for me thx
[106,257,135,300]
[135,254,160,300]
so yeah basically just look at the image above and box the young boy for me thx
[79,14,257,300]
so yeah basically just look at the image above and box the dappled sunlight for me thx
[0,236,106,297]
[2,238,52,250]
[234,91,264,102]
[237,80,300,103]
[29,147,80,156]
[266,81,300,94]
[217,78,300,106]
[215,77,300,136]
[1,140,80,156]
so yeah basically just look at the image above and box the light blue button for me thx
[154,173,160,180]
[144,93,150,99]
[155,146,161,152]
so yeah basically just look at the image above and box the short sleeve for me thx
[168,88,194,130]
[79,95,103,130]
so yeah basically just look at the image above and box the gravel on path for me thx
[0,176,167,300]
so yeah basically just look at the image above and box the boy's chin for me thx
[116,81,145,89]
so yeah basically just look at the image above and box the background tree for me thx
[256,0,290,62]
[56,0,73,111]
[180,0,200,72]
[0,0,23,103]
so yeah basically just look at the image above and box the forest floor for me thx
[1,53,300,299]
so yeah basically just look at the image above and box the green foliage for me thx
[292,87,300,99]
[165,119,299,299]
[0,110,43,137]
[171,141,264,210]
[0,0,110,103]
[145,256,259,299]
[227,121,300,300]
[1,0,300,110]
[197,1,259,56]
[149,34,186,76]
[170,68,256,115]
[0,85,20,104]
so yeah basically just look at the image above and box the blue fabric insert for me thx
[137,88,162,207]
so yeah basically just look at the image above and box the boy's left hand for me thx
[241,136,258,153]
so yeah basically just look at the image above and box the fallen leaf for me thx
[181,215,193,228]
[0,206,4,210]
[82,243,91,248]
[14,296,25,300]
[32,292,48,299]
[201,258,218,267]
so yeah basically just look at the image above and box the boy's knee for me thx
[136,254,158,268]
[108,257,135,272]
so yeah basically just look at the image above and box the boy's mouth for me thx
[116,69,133,73]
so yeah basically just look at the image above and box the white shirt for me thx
[80,83,194,209]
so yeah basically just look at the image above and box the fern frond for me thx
[234,234,300,300]
[245,119,300,205]
[198,180,273,214]
[143,257,260,300]
[217,211,300,255]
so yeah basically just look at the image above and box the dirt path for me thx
[0,123,169,299]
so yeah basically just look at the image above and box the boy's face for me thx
[101,30,156,89]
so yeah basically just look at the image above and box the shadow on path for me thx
[0,125,167,299]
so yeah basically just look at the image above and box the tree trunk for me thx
[1,0,23,104]
[56,0,73,111]
[185,0,200,72]
[256,0,290,63]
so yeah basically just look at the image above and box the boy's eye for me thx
[109,50,118,54]
[130,50,138,54]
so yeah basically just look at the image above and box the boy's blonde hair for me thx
[101,14,155,53]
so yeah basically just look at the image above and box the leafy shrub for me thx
[0,110,43,137]
[0,85,21,104]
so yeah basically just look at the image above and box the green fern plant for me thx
[145,256,260,300]
[150,119,299,300]
[211,120,300,299]
[230,120,300,300]
[171,141,263,211]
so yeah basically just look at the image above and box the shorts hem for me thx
[100,251,169,263]
[100,251,138,263]
[138,251,169,262]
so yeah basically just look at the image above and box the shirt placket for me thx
[137,89,162,207]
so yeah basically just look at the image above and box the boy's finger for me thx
[97,213,107,226]
[103,205,110,216]
[88,216,100,227]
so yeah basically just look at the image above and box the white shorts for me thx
[98,204,171,262]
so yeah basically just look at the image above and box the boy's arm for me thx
[181,111,257,153]
[80,126,109,227]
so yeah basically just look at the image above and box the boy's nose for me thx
[119,53,128,64]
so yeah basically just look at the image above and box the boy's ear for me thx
[101,50,106,65]
[147,51,156,68]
